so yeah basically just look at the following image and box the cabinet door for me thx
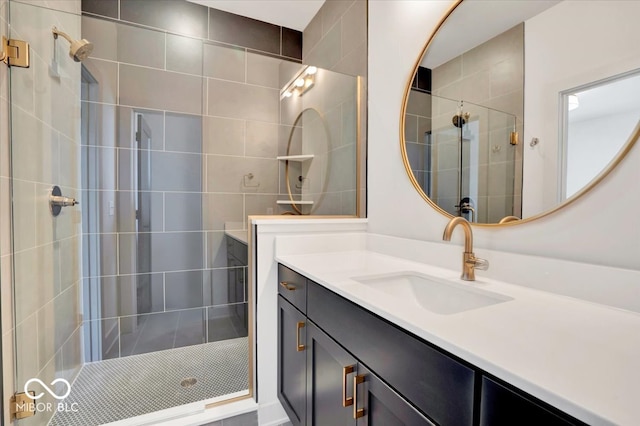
[306,322,358,426]
[480,377,578,426]
[278,296,307,426]
[354,365,435,426]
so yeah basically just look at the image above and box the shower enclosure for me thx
[4,0,360,425]
[406,92,520,223]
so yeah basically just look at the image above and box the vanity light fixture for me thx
[280,65,317,100]
[568,94,580,111]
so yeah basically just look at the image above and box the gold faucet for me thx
[442,217,489,281]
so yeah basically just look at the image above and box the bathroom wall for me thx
[523,0,640,218]
[80,1,304,359]
[368,0,640,271]
[1,1,84,425]
[302,0,367,216]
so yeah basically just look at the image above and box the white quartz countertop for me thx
[225,229,248,245]
[276,250,640,426]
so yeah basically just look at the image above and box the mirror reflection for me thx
[403,0,640,224]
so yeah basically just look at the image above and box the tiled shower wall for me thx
[1,1,84,425]
[431,23,524,220]
[303,0,367,216]
[80,0,304,360]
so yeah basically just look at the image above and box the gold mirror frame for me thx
[400,0,640,227]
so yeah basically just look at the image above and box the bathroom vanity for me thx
[270,237,640,426]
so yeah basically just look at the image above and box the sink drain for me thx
[180,377,197,388]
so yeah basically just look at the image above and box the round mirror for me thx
[401,0,640,225]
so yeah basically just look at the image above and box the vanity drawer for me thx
[278,264,307,314]
[307,280,476,426]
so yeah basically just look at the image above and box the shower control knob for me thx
[50,185,79,216]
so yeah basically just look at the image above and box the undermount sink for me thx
[352,271,513,315]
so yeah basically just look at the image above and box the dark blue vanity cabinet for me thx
[277,264,583,426]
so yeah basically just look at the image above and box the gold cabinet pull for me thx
[353,374,365,419]
[280,281,296,291]
[296,321,305,351]
[342,365,355,407]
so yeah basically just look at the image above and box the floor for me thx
[51,338,249,426]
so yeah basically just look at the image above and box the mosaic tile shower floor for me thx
[51,338,249,426]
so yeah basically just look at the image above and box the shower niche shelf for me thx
[276,200,314,205]
[276,154,314,162]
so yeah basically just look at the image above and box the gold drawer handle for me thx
[353,374,365,419]
[280,281,296,291]
[342,365,355,407]
[296,321,305,352]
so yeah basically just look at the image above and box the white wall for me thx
[567,110,640,198]
[368,0,640,271]
[523,0,640,216]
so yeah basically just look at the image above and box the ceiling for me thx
[186,0,325,31]
[569,73,640,123]
[422,0,560,69]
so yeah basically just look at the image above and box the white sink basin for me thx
[352,271,513,315]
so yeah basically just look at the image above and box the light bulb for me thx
[306,66,318,75]
[283,91,292,98]
[568,94,579,111]
[295,78,305,87]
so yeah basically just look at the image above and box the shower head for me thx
[52,27,94,62]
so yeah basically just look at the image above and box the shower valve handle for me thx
[49,185,78,217]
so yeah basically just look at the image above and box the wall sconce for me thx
[280,66,317,100]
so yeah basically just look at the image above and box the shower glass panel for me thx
[279,67,359,215]
[8,2,84,425]
[408,93,518,223]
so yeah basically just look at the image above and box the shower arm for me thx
[52,27,74,44]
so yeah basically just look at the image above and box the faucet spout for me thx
[442,216,473,253]
[442,216,488,281]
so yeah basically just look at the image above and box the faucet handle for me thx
[473,257,489,271]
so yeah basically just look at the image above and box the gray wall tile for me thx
[174,308,206,347]
[207,155,278,193]
[205,193,243,231]
[119,232,204,274]
[246,121,279,158]
[247,53,281,89]
[82,58,118,104]
[165,192,203,232]
[204,43,245,82]
[165,112,202,153]
[120,311,179,356]
[120,64,203,114]
[117,22,166,69]
[207,303,247,342]
[82,0,118,19]
[207,78,279,123]
[150,151,202,192]
[208,8,279,54]
[165,270,204,310]
[120,0,208,39]
[203,116,244,156]
[81,16,117,61]
[282,28,302,60]
[166,33,203,75]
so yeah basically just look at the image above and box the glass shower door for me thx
[8,1,84,424]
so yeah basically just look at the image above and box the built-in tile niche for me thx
[80,0,307,361]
